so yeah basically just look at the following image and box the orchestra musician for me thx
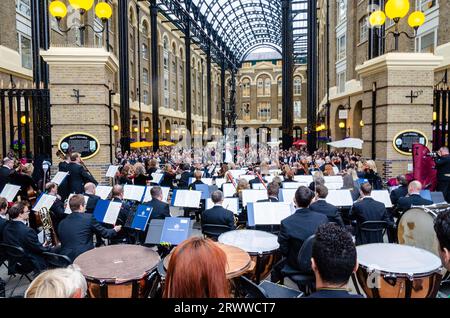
[257,182,280,203]
[0,197,8,239]
[67,153,98,194]
[57,151,71,201]
[397,180,433,212]
[15,163,39,203]
[389,175,409,206]
[309,185,345,227]
[201,190,236,239]
[0,157,17,193]
[45,182,66,230]
[83,183,100,214]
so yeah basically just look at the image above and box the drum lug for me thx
[407,273,414,281]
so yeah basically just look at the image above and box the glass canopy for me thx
[159,0,308,63]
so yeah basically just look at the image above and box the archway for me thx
[165,119,171,141]
[352,101,363,139]
[335,106,347,141]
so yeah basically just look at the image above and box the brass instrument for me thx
[38,207,59,247]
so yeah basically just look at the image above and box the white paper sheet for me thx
[222,183,236,198]
[282,182,301,189]
[371,190,393,208]
[95,186,113,200]
[64,194,89,214]
[215,178,227,189]
[105,165,120,178]
[188,178,214,186]
[326,190,354,207]
[252,202,294,225]
[206,198,239,215]
[0,184,21,202]
[32,194,57,212]
[143,186,170,203]
[279,189,297,204]
[241,190,268,207]
[151,173,164,184]
[173,190,202,208]
[123,184,146,201]
[103,201,122,225]
[51,172,69,185]
[293,175,313,183]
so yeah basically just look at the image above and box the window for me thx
[163,38,169,108]
[417,30,436,53]
[242,79,251,97]
[257,103,271,122]
[294,77,302,95]
[242,103,251,121]
[337,71,346,94]
[142,43,148,60]
[94,33,102,47]
[179,63,184,106]
[17,33,32,70]
[278,103,282,120]
[337,0,347,24]
[278,78,282,96]
[257,78,264,96]
[337,35,346,61]
[264,78,272,97]
[294,101,302,119]
[16,0,31,18]
[359,16,368,43]
[143,68,149,85]
[416,0,437,12]
[143,90,149,105]
[242,62,252,68]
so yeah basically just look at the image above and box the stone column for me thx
[356,53,442,179]
[41,47,119,184]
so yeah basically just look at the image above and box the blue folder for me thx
[420,190,432,201]
[170,189,178,206]
[93,199,110,223]
[130,205,153,231]
[247,202,256,227]
[160,217,191,245]
[195,184,211,200]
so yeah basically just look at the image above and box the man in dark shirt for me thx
[45,182,66,230]
[58,195,120,261]
[310,185,344,226]
[202,190,236,233]
[66,152,98,194]
[146,186,171,220]
[257,182,280,203]
[390,175,409,206]
[0,157,16,193]
[397,180,433,211]
[83,183,101,214]
[435,147,450,202]
[307,223,363,298]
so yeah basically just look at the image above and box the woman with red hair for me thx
[163,237,230,298]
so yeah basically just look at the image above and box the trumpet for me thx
[38,207,59,247]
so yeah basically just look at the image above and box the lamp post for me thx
[49,0,112,34]
[368,0,425,51]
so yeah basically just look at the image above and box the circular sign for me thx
[58,132,100,160]
[392,130,428,156]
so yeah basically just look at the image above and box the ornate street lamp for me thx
[49,0,112,34]
[369,0,425,51]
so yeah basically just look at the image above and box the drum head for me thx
[398,208,439,256]
[357,244,442,276]
[218,230,279,254]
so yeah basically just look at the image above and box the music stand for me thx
[144,218,195,246]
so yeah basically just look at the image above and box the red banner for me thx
[412,143,437,191]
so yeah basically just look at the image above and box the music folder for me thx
[206,198,239,215]
[0,184,21,202]
[105,165,119,178]
[371,190,393,208]
[189,178,213,186]
[32,193,57,211]
[142,186,170,203]
[144,217,194,246]
[171,190,202,208]
[247,202,294,226]
[151,173,164,185]
[195,184,211,200]
[125,205,153,231]
[420,190,432,202]
[51,172,69,185]
[241,189,268,207]
[95,185,113,200]
[93,200,122,225]
[222,183,236,198]
[326,190,354,207]
[123,184,146,202]
[279,188,297,203]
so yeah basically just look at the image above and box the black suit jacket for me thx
[0,166,14,193]
[134,174,150,186]
[0,217,8,240]
[67,163,98,194]
[397,194,433,211]
[188,180,205,191]
[57,161,71,200]
[2,220,50,271]
[249,177,267,185]
[84,193,101,214]
[146,199,171,220]
[178,171,192,189]
[257,197,279,203]
[50,196,66,230]
[57,212,117,261]
[309,200,344,227]
[436,156,450,181]
[351,197,393,245]
[278,208,328,268]
[201,206,236,229]
[307,289,363,298]
[390,185,408,206]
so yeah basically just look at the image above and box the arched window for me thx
[242,78,251,97]
[143,68,149,85]
[257,78,264,96]
[294,77,302,95]
[142,43,148,60]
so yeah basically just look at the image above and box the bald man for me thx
[83,183,100,214]
[397,181,433,211]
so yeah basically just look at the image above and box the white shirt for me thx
[0,214,7,220]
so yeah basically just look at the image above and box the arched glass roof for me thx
[159,0,309,63]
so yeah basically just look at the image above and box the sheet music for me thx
[371,190,393,208]
[326,190,354,207]
[0,184,21,202]
[279,189,297,203]
[252,202,293,225]
[95,186,113,200]
[229,170,246,179]
[293,175,313,184]
[282,182,301,189]
[103,201,122,225]
[188,178,213,186]
[32,194,57,212]
[222,183,236,198]
[51,172,69,185]
[242,190,268,207]
[143,186,170,203]
[123,185,146,201]
[239,175,255,182]
[252,183,266,190]
[215,178,227,189]
[206,198,239,215]
[151,173,164,184]
[105,165,119,178]
[64,194,89,214]
[324,176,344,190]
[173,190,202,208]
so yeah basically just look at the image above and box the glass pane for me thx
[21,35,32,70]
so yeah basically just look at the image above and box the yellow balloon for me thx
[408,11,425,28]
[95,2,113,20]
[49,1,67,19]
[385,0,410,21]
[369,10,386,27]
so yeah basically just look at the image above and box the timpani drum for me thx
[355,244,443,298]
[218,230,280,283]
[397,204,450,256]
[74,245,160,298]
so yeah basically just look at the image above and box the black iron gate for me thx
[0,88,52,160]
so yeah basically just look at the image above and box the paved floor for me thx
[1,207,449,298]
